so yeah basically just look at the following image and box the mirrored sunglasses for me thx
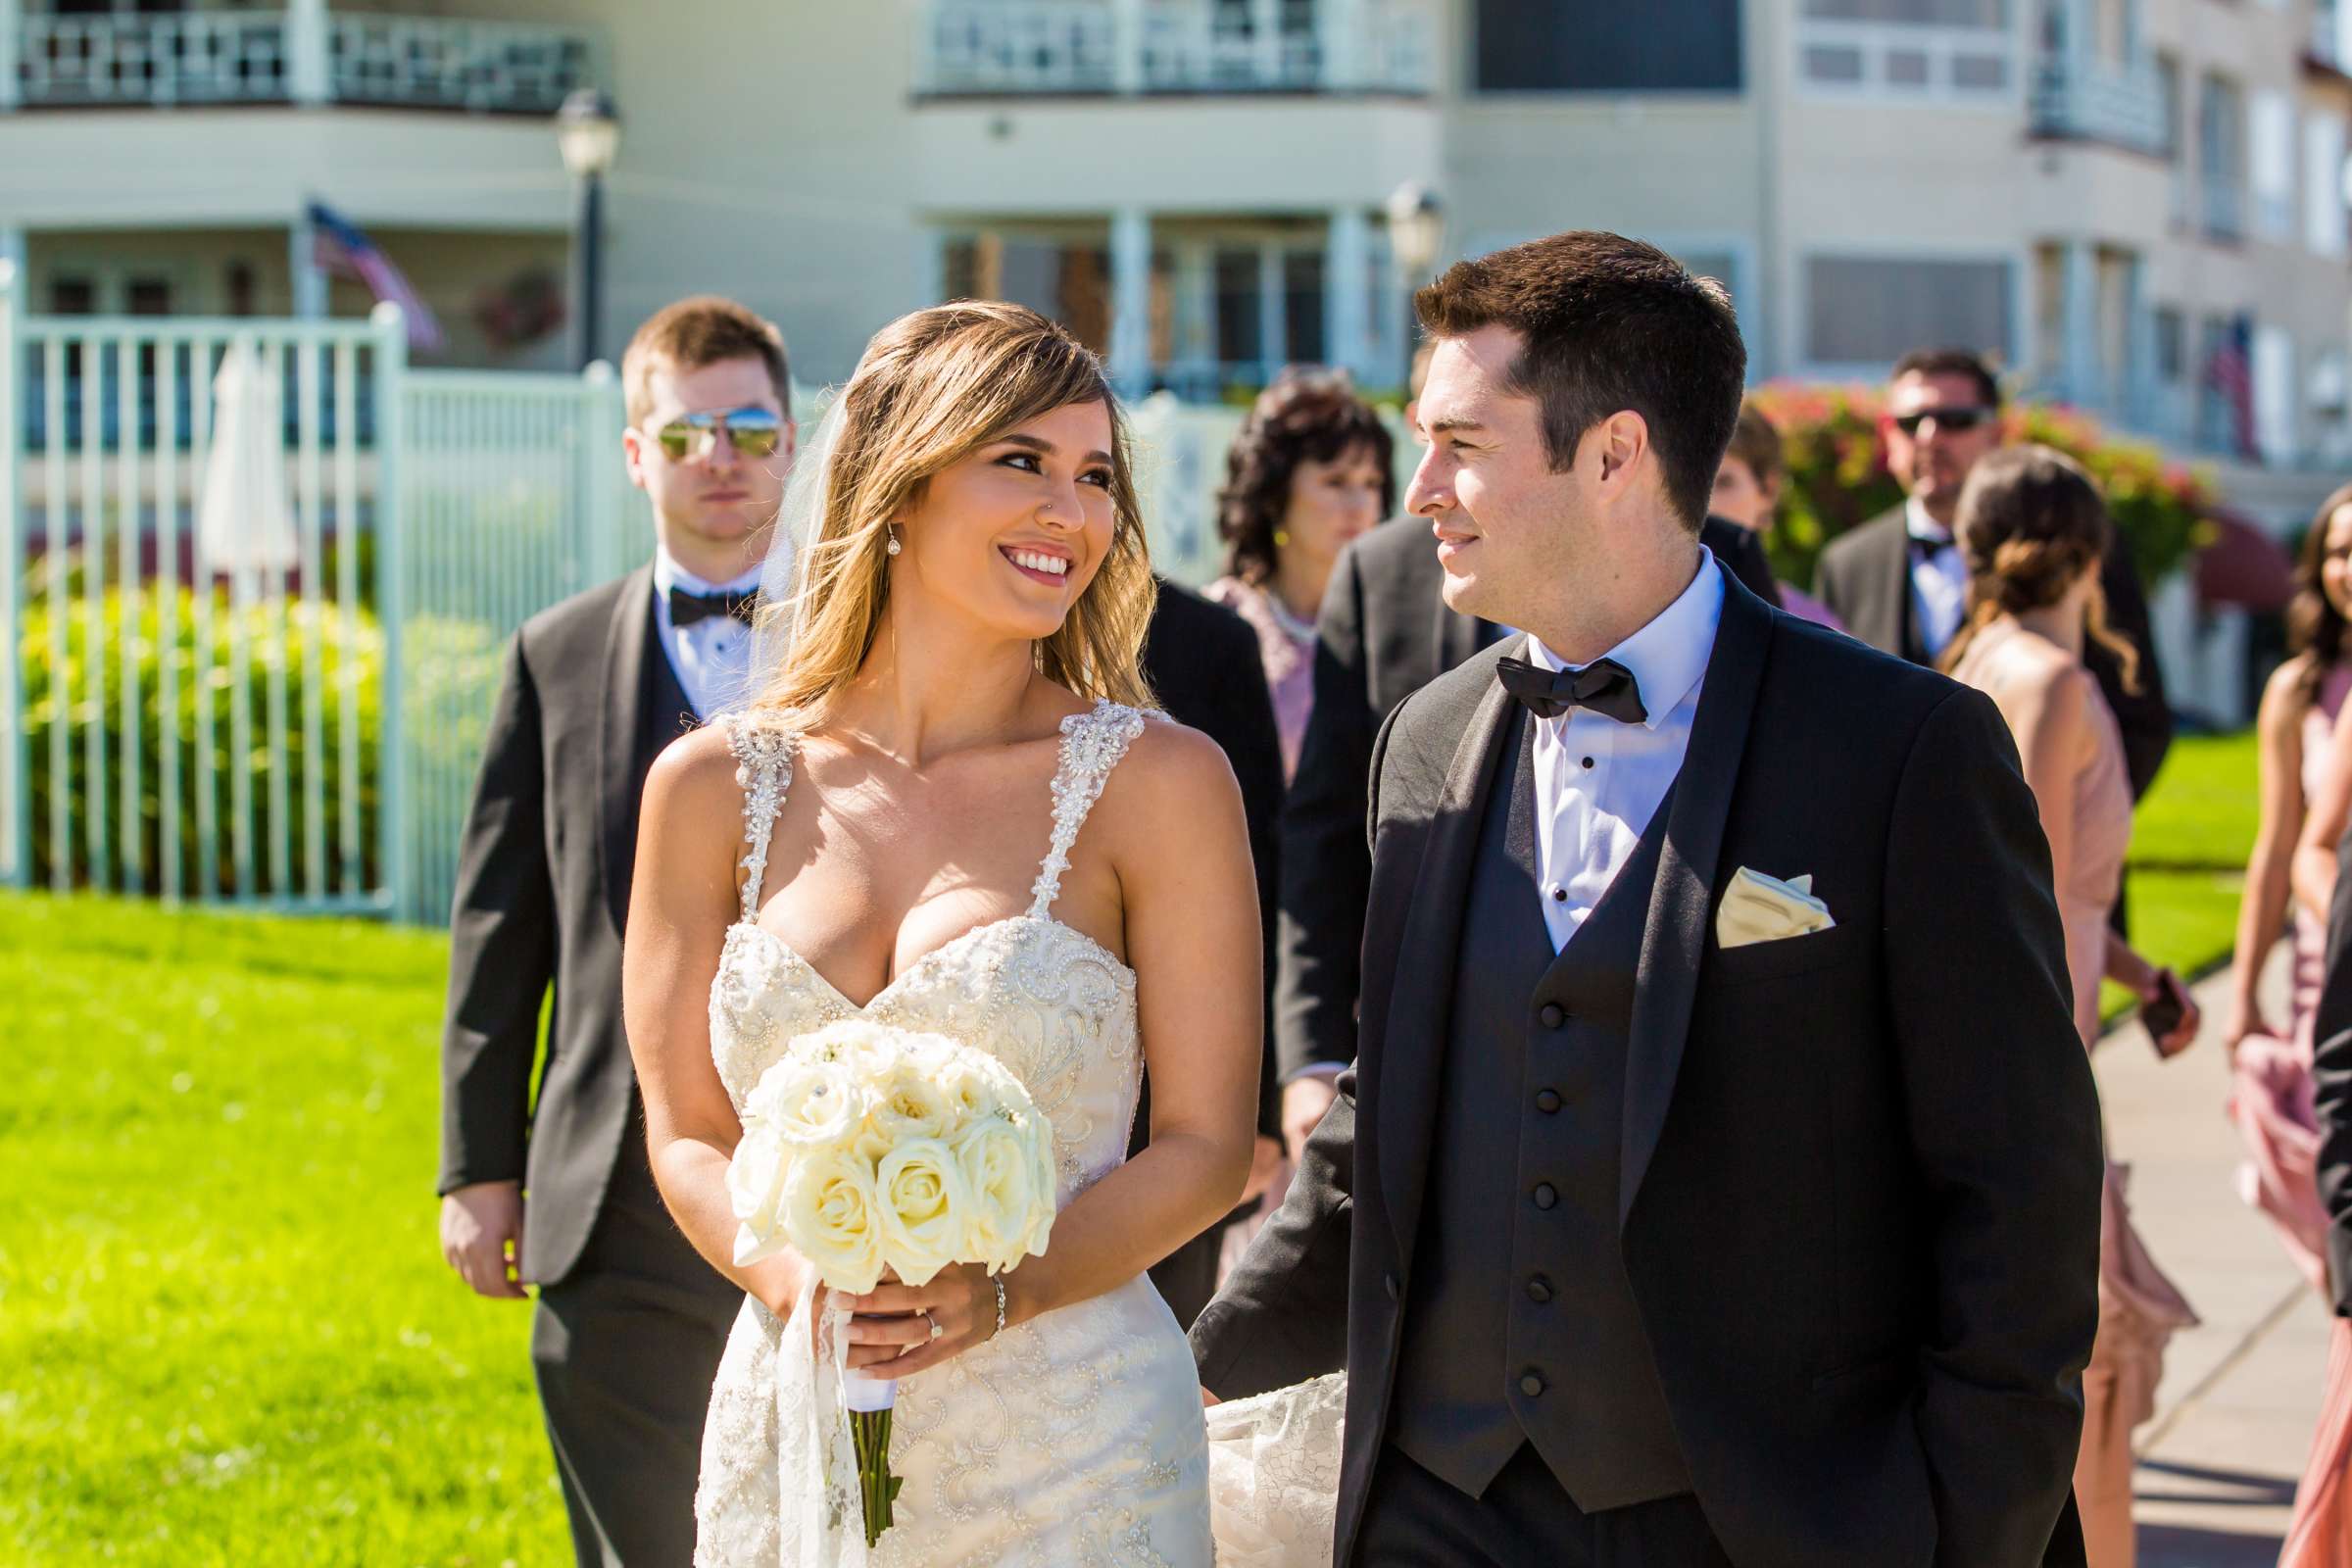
[651,407,784,462]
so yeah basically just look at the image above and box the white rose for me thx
[858,1061,960,1159]
[726,1123,791,1267]
[749,1055,866,1152]
[955,1115,1057,1272]
[873,1138,975,1286]
[780,1145,887,1295]
[935,1054,1004,1127]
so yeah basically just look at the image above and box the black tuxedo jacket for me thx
[1135,577,1286,1326]
[1198,574,2102,1568]
[1815,506,2172,799]
[2310,816,2352,1315]
[1275,515,1781,1078]
[438,564,687,1286]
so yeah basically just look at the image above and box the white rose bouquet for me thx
[727,1019,1058,1546]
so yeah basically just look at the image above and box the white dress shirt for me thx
[652,547,764,721]
[1904,495,1968,661]
[1526,552,1725,954]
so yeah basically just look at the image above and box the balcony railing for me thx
[11,10,597,113]
[19,10,292,106]
[2030,53,2167,155]
[916,0,1435,97]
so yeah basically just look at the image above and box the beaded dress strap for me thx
[719,713,797,925]
[1028,700,1158,918]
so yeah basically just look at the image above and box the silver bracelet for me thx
[993,1277,1008,1338]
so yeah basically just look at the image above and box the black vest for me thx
[1390,712,1690,1510]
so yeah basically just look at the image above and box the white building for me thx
[7,0,2349,714]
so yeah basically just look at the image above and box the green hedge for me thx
[23,588,383,898]
[1745,383,2216,594]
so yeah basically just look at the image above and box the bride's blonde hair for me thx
[750,301,1158,723]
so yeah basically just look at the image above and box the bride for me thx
[622,301,1262,1565]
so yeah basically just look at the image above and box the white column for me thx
[2061,239,2098,411]
[0,225,24,277]
[1316,0,1362,89]
[1110,0,1145,93]
[1258,243,1287,378]
[2125,252,2156,430]
[0,0,22,114]
[290,212,327,319]
[287,0,331,107]
[1325,208,1373,381]
[1107,208,1153,396]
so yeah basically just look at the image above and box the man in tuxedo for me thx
[1195,233,2101,1566]
[1814,348,2171,798]
[1138,575,1288,1326]
[437,297,794,1566]
[1273,496,1783,1149]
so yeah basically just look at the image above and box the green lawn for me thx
[2105,730,2259,1018]
[0,893,564,1567]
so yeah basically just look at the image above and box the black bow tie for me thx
[1908,531,1956,561]
[668,586,758,628]
[1495,655,1647,725]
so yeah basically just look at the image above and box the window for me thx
[1803,0,2005,21]
[1282,251,1325,366]
[1474,0,1740,92]
[1804,256,2013,366]
[1212,250,1263,369]
[2201,74,2246,240]
[2309,114,2349,259]
[2153,307,2184,382]
[2251,91,2296,242]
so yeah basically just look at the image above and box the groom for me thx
[1193,233,2103,1566]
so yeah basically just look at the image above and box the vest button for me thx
[1538,1003,1566,1029]
[1535,1089,1562,1113]
[1532,1182,1557,1210]
[1520,1371,1546,1398]
[1525,1275,1553,1303]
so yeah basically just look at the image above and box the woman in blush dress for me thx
[1944,446,2200,1568]
[1709,400,1844,629]
[1201,368,1395,781]
[2227,484,2352,1292]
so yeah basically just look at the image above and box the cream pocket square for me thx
[1716,866,1836,949]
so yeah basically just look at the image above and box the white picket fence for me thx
[0,270,1339,925]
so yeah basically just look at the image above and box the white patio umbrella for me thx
[196,340,298,584]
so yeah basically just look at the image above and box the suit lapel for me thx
[598,564,658,936]
[1618,575,1772,1226]
[1378,657,1519,1260]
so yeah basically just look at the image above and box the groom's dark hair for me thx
[1414,232,1746,533]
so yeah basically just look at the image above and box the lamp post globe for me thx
[1384,181,1444,281]
[554,89,621,369]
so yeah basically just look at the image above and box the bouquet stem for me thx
[843,1369,902,1546]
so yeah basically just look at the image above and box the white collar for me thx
[1905,495,1955,547]
[654,544,765,600]
[1526,549,1724,732]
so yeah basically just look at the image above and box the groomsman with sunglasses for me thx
[1815,347,2171,798]
[437,297,794,1566]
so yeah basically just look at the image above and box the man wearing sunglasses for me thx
[1816,346,2171,798]
[438,296,793,1567]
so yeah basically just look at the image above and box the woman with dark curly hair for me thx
[1204,368,1395,779]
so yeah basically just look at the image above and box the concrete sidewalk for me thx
[2101,948,2330,1567]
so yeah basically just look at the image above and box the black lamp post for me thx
[556,88,622,369]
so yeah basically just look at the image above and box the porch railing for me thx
[916,0,1436,96]
[11,8,597,113]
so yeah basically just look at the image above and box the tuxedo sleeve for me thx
[1274,550,1377,1080]
[2313,817,2352,1317]
[436,634,557,1197]
[1883,686,2103,1565]
[2089,533,2173,801]
[1191,1064,1357,1396]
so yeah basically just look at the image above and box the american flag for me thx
[2203,312,2257,459]
[308,200,445,352]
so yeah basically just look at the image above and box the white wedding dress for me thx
[694,700,1213,1567]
